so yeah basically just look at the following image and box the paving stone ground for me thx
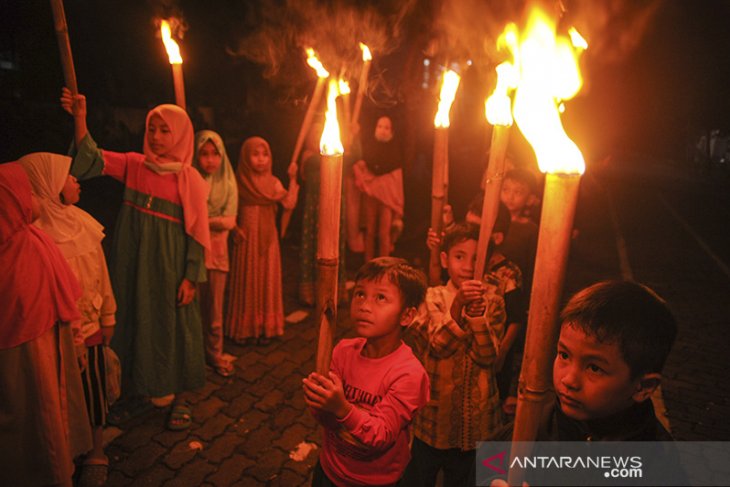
[97,160,729,486]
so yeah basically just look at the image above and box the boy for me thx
[302,257,430,487]
[546,280,677,440]
[403,224,509,487]
[499,168,539,290]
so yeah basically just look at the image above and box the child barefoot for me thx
[303,257,430,486]
[19,152,116,485]
[225,136,298,345]
[193,130,237,377]
[61,88,209,430]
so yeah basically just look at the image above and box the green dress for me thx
[71,135,206,396]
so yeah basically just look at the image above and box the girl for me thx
[225,136,298,345]
[0,162,91,487]
[352,115,405,262]
[18,152,116,486]
[61,87,209,430]
[192,130,237,377]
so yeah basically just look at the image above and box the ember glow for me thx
[160,20,182,65]
[320,79,344,156]
[305,48,329,78]
[509,7,587,174]
[359,42,372,62]
[433,69,461,128]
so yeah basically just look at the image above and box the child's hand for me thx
[426,228,442,251]
[302,371,352,419]
[101,326,115,346]
[60,87,86,118]
[464,297,487,318]
[232,227,245,244]
[75,344,88,373]
[177,278,196,307]
[455,280,485,306]
[287,162,298,180]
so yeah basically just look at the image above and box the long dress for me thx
[71,135,207,397]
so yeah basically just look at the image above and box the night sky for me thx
[2,0,730,168]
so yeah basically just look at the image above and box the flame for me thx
[305,48,329,78]
[433,69,461,128]
[510,7,586,174]
[359,42,372,62]
[160,20,182,65]
[569,28,588,50]
[320,79,344,155]
[485,62,518,126]
[338,79,351,95]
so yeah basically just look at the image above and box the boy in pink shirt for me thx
[303,257,430,487]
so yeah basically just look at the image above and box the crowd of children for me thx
[0,85,682,487]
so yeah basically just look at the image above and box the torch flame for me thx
[320,79,344,156]
[510,7,586,174]
[485,62,518,127]
[569,28,588,50]
[433,69,461,128]
[359,42,372,62]
[338,79,351,95]
[306,48,329,78]
[160,20,183,65]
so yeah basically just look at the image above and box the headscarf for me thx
[141,104,210,249]
[0,162,81,350]
[17,152,105,259]
[236,137,286,254]
[193,130,238,218]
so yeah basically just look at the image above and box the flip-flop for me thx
[214,363,235,378]
[167,401,192,431]
[78,458,109,487]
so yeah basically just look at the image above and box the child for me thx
[404,223,508,487]
[193,130,237,377]
[302,257,430,487]
[353,116,404,261]
[0,162,91,487]
[499,168,539,288]
[225,136,298,345]
[61,88,210,430]
[18,152,117,485]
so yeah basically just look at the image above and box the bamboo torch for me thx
[508,8,587,486]
[160,20,185,110]
[473,58,518,280]
[350,43,372,127]
[49,0,78,94]
[315,79,345,375]
[339,79,352,150]
[281,48,330,238]
[428,69,461,285]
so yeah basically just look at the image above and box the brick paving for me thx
[98,160,730,486]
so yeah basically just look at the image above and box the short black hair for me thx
[560,281,678,379]
[504,168,538,195]
[467,194,511,237]
[441,223,480,254]
[354,257,427,309]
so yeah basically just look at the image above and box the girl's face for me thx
[198,140,223,175]
[249,144,271,174]
[147,114,174,157]
[374,116,393,142]
[60,175,80,205]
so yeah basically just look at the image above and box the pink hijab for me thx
[142,104,210,250]
[0,162,81,350]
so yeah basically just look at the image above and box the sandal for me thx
[78,458,109,487]
[167,401,192,431]
[214,362,235,378]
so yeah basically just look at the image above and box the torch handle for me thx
[172,64,186,111]
[291,78,327,169]
[429,129,448,285]
[351,61,370,127]
[49,0,78,94]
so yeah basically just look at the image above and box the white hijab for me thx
[18,152,105,259]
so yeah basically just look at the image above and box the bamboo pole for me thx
[351,58,370,127]
[172,63,186,110]
[315,152,343,374]
[508,172,581,486]
[473,125,510,279]
[281,77,327,238]
[428,128,448,285]
[49,0,78,94]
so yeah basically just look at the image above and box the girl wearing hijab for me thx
[352,115,405,262]
[225,136,298,346]
[18,152,116,486]
[61,88,209,431]
[0,162,91,487]
[192,130,238,377]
